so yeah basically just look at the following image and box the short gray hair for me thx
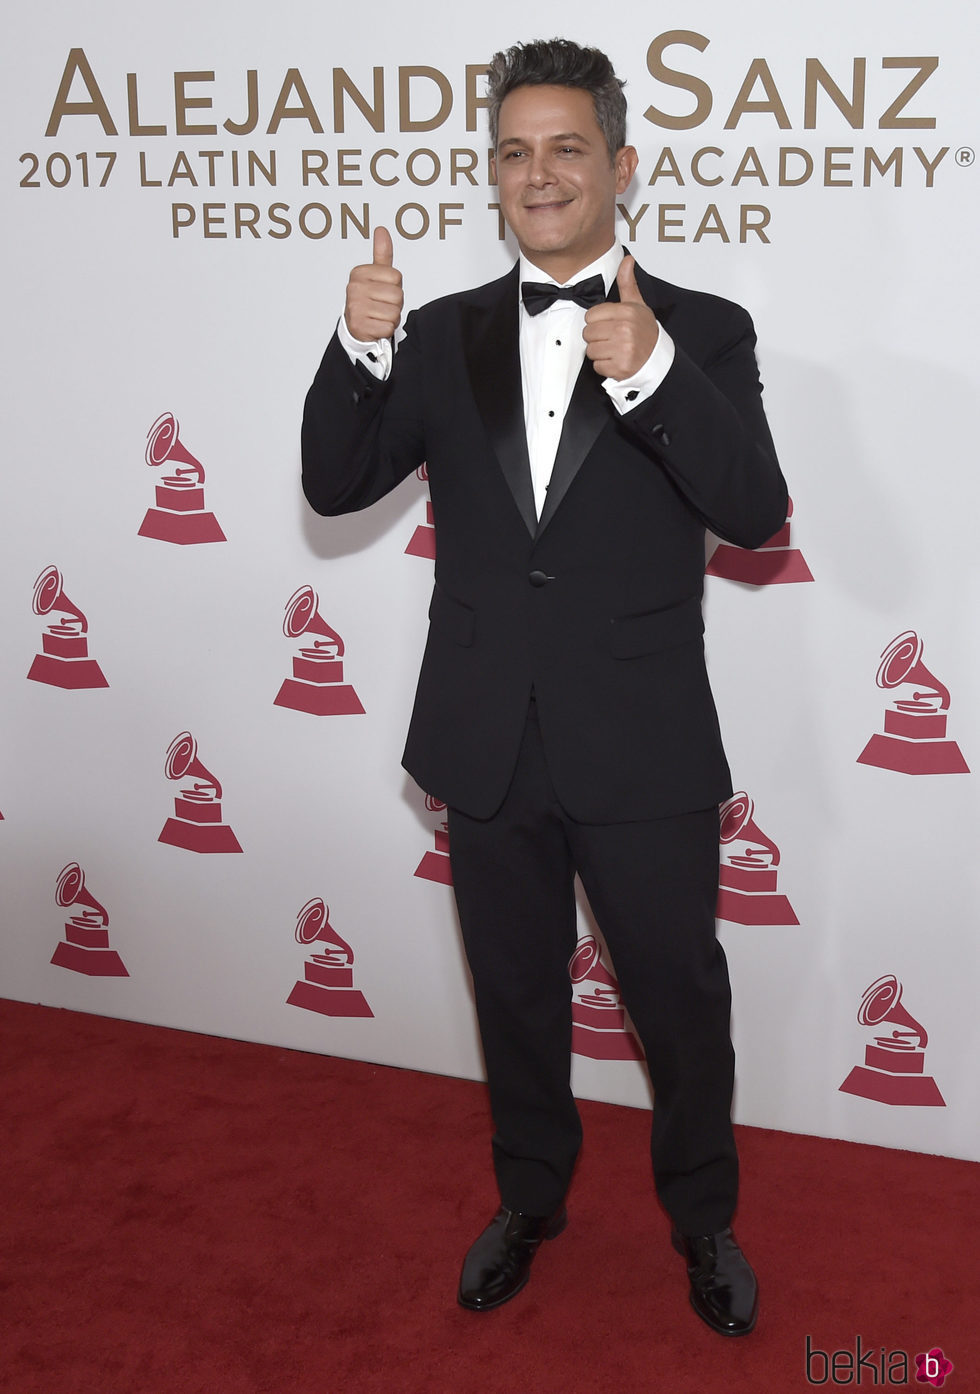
[486,39,627,162]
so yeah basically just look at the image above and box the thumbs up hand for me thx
[615,253,645,305]
[582,255,659,381]
[344,226,404,342]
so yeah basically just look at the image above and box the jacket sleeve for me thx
[301,313,426,517]
[618,300,788,550]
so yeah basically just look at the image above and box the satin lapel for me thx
[635,262,676,328]
[535,260,677,538]
[461,266,537,538]
[535,353,612,536]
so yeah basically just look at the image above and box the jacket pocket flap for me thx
[608,595,703,659]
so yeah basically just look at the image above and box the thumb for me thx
[617,254,642,303]
[373,225,394,267]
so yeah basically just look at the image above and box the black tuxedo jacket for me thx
[302,260,788,822]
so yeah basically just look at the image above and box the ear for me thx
[490,152,497,186]
[614,145,639,195]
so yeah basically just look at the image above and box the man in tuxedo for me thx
[302,38,787,1336]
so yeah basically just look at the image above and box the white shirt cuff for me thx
[336,314,392,381]
[603,328,675,414]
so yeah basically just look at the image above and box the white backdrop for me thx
[2,1,978,1163]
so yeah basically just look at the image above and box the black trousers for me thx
[447,699,738,1235]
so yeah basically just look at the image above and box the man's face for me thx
[492,84,637,282]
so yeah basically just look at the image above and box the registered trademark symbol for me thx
[955,146,975,166]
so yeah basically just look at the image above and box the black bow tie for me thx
[520,274,606,316]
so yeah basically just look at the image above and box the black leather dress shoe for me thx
[457,1206,567,1311]
[671,1227,758,1336]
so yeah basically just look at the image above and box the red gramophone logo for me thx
[716,792,798,926]
[137,412,226,545]
[51,862,128,977]
[414,794,452,885]
[273,585,365,716]
[27,565,108,689]
[286,897,373,1017]
[839,974,945,1106]
[569,935,643,1061]
[404,463,436,561]
[706,496,813,585]
[857,630,969,775]
[158,730,243,853]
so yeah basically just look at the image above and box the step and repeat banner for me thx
[2,1,977,1163]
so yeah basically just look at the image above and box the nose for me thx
[525,151,556,187]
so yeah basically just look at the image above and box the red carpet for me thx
[2,998,977,1393]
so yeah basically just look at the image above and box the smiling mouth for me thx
[524,199,572,211]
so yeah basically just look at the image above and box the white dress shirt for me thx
[338,242,675,520]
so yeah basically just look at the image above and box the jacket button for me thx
[528,570,553,587]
